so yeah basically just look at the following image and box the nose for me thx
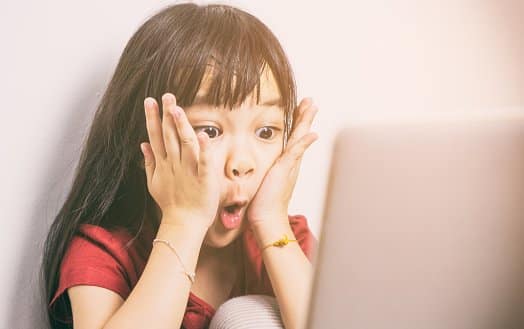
[225,142,256,180]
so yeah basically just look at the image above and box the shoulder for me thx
[69,224,133,254]
[49,224,144,323]
[287,214,317,260]
[288,214,312,237]
[60,224,137,278]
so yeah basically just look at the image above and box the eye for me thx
[255,126,278,140]
[194,126,222,139]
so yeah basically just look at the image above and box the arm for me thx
[101,93,217,328]
[246,98,319,329]
[69,221,206,329]
[68,93,218,329]
[252,219,313,329]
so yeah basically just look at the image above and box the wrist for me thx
[251,216,294,250]
[154,221,207,277]
[157,219,208,241]
[160,209,212,231]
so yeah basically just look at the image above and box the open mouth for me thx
[219,201,248,230]
[224,204,241,213]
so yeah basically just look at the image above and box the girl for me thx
[42,2,318,329]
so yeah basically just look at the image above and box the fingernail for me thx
[197,131,208,140]
[162,93,173,104]
[303,97,313,107]
[144,98,153,108]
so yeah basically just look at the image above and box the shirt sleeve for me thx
[49,224,136,324]
[288,214,317,262]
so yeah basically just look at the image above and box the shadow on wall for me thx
[7,62,112,329]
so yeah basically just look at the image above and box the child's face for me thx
[184,67,286,248]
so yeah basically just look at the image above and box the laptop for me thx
[307,114,524,329]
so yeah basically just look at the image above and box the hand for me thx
[140,93,219,229]
[247,98,318,228]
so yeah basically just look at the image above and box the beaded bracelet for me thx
[153,238,196,284]
[262,234,298,251]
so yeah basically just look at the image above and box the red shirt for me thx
[49,215,315,329]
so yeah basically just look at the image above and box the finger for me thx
[161,93,181,163]
[291,97,313,133]
[144,97,167,160]
[282,132,318,166]
[293,97,313,124]
[197,132,212,178]
[171,105,199,171]
[273,132,318,189]
[290,98,314,138]
[287,102,318,148]
[140,142,155,187]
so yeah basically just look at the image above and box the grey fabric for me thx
[209,295,284,329]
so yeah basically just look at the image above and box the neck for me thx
[199,240,239,264]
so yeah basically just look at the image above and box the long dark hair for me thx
[41,2,297,328]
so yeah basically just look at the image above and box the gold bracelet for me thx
[153,238,196,284]
[262,234,298,251]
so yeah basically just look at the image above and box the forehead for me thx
[194,63,282,108]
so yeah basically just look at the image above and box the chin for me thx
[203,216,247,248]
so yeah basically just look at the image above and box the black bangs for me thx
[174,5,268,110]
[144,3,296,137]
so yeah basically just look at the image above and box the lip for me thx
[221,183,249,205]
[221,200,248,221]
[223,199,248,210]
[218,203,247,230]
[216,185,250,230]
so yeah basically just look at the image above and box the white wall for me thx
[1,0,523,327]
